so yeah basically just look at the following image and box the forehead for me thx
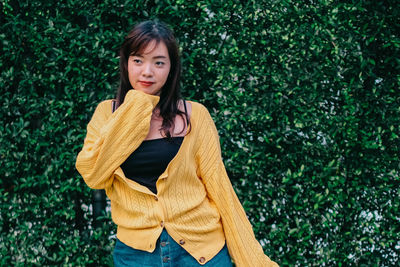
[132,40,169,56]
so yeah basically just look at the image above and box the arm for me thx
[196,107,279,267]
[75,90,160,189]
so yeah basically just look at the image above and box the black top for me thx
[120,137,184,194]
[119,100,189,194]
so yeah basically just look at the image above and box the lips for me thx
[139,81,155,87]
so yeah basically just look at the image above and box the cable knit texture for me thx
[76,89,278,266]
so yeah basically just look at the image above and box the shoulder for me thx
[186,100,211,118]
[188,100,205,110]
[190,102,221,153]
[187,101,218,134]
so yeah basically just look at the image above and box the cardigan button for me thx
[160,221,164,227]
[179,239,185,245]
[163,256,170,262]
[199,257,205,263]
[154,196,158,201]
[160,241,167,247]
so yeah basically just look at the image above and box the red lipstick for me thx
[139,81,154,87]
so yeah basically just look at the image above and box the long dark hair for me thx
[116,20,191,139]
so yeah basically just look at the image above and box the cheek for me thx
[127,65,137,87]
[163,70,170,80]
[128,65,138,79]
[127,62,132,76]
[162,66,171,80]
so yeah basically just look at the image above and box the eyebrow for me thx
[153,56,168,59]
[132,54,168,60]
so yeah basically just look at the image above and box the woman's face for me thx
[128,40,171,96]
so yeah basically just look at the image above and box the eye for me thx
[155,61,165,66]
[133,58,142,64]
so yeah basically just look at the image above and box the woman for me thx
[76,20,278,267]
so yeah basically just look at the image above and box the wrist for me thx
[125,89,160,108]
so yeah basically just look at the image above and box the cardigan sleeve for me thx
[75,89,160,189]
[196,106,279,267]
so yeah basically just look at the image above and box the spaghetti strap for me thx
[183,99,189,125]
[112,100,116,113]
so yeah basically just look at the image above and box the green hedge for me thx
[1,0,399,266]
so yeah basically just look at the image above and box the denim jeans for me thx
[113,228,233,267]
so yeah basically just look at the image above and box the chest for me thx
[145,112,187,140]
[145,101,191,140]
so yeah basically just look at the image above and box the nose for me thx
[142,63,153,77]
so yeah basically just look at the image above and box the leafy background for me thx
[1,0,399,266]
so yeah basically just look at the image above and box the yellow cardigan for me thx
[76,89,278,266]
